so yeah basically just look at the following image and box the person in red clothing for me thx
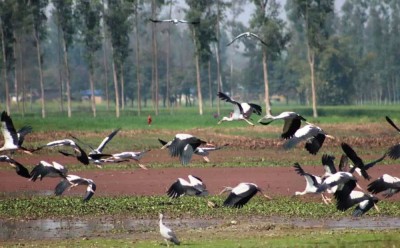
[147,115,152,126]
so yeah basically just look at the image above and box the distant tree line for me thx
[0,0,399,118]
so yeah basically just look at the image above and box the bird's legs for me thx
[164,239,170,248]
[202,156,210,163]
[243,118,255,126]
[321,193,332,205]
[138,163,148,170]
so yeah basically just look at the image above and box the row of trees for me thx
[1,0,399,118]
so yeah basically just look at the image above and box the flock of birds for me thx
[2,90,400,246]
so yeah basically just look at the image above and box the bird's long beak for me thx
[219,187,229,195]
[326,134,335,140]
[374,203,380,212]
[356,183,365,192]
[203,156,210,163]
[262,193,273,200]
[161,144,168,149]
[138,163,148,170]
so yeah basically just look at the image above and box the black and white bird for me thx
[220,182,272,208]
[159,138,228,163]
[161,134,210,165]
[316,171,357,193]
[150,18,199,25]
[335,180,379,217]
[167,175,208,198]
[34,139,89,165]
[226,32,267,46]
[293,163,331,204]
[159,213,180,247]
[55,174,96,202]
[258,111,306,139]
[0,155,30,178]
[368,174,400,198]
[385,116,400,159]
[30,160,68,182]
[70,129,120,156]
[283,123,334,155]
[0,111,32,154]
[217,92,262,126]
[103,150,151,170]
[341,142,386,180]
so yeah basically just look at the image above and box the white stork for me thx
[293,163,331,204]
[283,123,334,155]
[217,92,262,126]
[161,134,210,165]
[0,155,30,178]
[385,116,400,159]
[341,142,386,180]
[368,174,400,198]
[335,180,379,217]
[103,150,151,170]
[150,18,199,25]
[220,182,272,208]
[30,160,68,182]
[0,111,32,154]
[55,174,96,202]
[158,138,227,163]
[226,32,267,46]
[34,139,89,165]
[258,111,306,139]
[159,213,180,247]
[167,175,208,198]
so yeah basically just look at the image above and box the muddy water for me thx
[1,216,400,241]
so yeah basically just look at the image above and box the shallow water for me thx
[1,216,400,241]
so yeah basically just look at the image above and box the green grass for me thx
[8,104,400,132]
[1,195,399,220]
[2,229,400,247]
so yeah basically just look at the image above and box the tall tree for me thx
[185,0,217,115]
[288,0,334,117]
[31,0,48,118]
[250,0,289,115]
[53,0,75,117]
[76,0,102,117]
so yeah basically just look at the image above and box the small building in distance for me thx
[80,89,103,104]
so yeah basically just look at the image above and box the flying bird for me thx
[283,123,334,155]
[0,111,32,154]
[258,111,306,139]
[226,32,267,46]
[167,175,208,198]
[30,160,68,182]
[55,174,96,202]
[161,134,210,165]
[335,180,379,217]
[367,174,400,198]
[103,150,151,170]
[220,182,272,208]
[158,138,228,163]
[34,139,89,165]
[0,155,30,178]
[385,116,400,159]
[71,129,120,155]
[341,142,386,180]
[217,92,262,126]
[293,162,331,204]
[149,18,199,25]
[316,171,357,193]
[159,213,180,247]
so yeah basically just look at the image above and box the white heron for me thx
[34,139,89,165]
[167,175,208,198]
[220,182,272,208]
[283,123,334,155]
[368,174,400,198]
[217,92,262,126]
[0,111,32,154]
[159,213,180,247]
[258,111,306,139]
[30,160,68,182]
[55,174,96,202]
[150,18,199,25]
[0,155,30,178]
[226,32,267,46]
